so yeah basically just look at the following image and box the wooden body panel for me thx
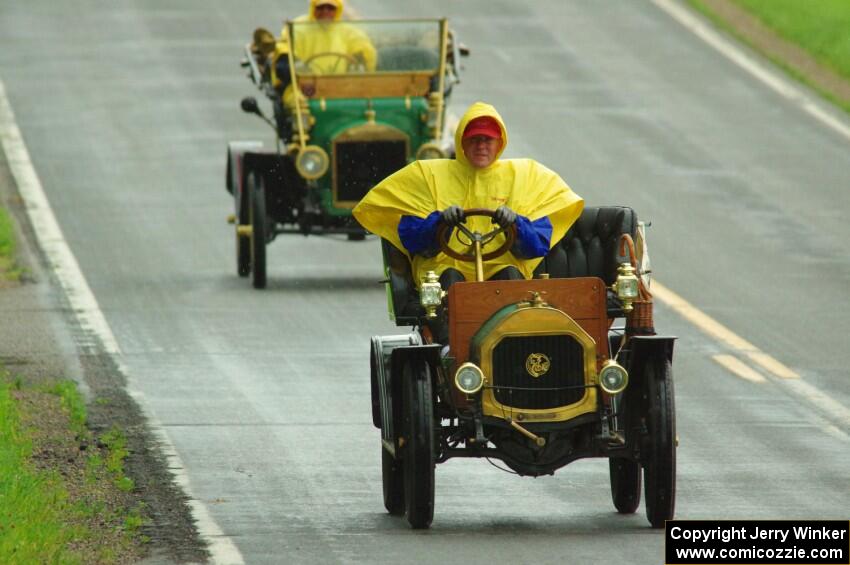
[448,277,610,365]
[297,72,433,99]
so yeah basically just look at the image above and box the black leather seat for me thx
[533,206,637,285]
[385,206,638,326]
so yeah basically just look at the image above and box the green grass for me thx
[0,376,144,563]
[733,0,850,79]
[0,379,88,564]
[45,380,88,436]
[689,0,850,113]
[98,427,135,492]
[0,207,22,281]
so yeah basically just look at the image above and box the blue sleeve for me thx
[398,211,443,256]
[513,215,552,258]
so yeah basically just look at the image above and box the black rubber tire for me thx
[643,358,676,528]
[382,446,405,516]
[402,359,435,529]
[248,172,267,289]
[610,457,641,514]
[236,229,250,277]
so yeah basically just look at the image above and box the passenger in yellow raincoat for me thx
[353,101,584,342]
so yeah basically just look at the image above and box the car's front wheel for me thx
[382,446,404,516]
[610,457,641,514]
[643,358,676,528]
[248,172,267,289]
[402,358,435,529]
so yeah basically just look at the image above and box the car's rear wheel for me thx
[382,446,405,516]
[402,358,435,529]
[610,457,641,514]
[248,172,267,289]
[643,358,676,528]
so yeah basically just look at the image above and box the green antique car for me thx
[225,18,466,288]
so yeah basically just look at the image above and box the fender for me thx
[624,335,676,376]
[377,344,440,456]
[371,335,433,455]
[618,335,676,456]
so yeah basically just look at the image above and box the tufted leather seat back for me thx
[533,206,637,285]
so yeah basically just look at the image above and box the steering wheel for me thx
[302,51,360,73]
[436,208,517,262]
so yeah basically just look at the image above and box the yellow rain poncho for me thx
[279,0,376,74]
[353,102,584,285]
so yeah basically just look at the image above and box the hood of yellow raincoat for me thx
[453,101,508,169]
[353,102,583,285]
[307,0,343,21]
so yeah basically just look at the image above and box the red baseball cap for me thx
[463,117,502,140]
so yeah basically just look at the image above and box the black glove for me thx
[493,205,517,228]
[440,205,465,227]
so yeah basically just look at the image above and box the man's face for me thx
[314,3,338,21]
[462,135,501,169]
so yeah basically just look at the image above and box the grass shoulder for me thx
[0,372,147,564]
[0,206,23,283]
[733,0,850,78]
[688,0,850,114]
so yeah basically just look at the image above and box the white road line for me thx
[652,0,850,144]
[783,378,850,432]
[648,1,850,431]
[0,79,245,565]
[712,354,767,383]
[0,85,121,355]
[140,408,246,565]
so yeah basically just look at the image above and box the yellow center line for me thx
[712,354,767,383]
[747,351,800,380]
[651,281,800,380]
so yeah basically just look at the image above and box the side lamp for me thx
[612,262,640,313]
[420,270,445,319]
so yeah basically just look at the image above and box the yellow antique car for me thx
[369,206,676,528]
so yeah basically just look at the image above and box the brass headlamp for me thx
[295,145,329,180]
[454,362,485,395]
[612,262,640,313]
[598,360,629,394]
[419,270,445,319]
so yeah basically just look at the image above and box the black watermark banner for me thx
[666,520,849,565]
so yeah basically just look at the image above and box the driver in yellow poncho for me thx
[353,101,584,342]
[271,0,377,99]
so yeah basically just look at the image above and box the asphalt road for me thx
[1,1,849,564]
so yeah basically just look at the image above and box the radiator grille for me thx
[334,140,407,203]
[492,334,586,409]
